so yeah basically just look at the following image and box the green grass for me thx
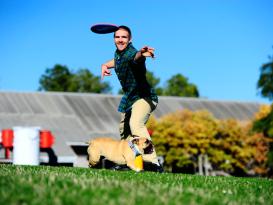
[0,164,272,205]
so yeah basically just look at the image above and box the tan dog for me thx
[87,137,153,172]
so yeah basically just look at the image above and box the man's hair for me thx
[114,25,132,39]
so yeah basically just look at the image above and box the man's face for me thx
[114,29,131,52]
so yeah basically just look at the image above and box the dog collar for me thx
[128,141,141,156]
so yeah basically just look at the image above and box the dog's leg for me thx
[87,145,100,167]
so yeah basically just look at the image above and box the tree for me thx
[254,50,273,176]
[68,68,111,93]
[257,55,273,100]
[255,52,273,137]
[146,71,163,95]
[38,64,112,93]
[38,64,72,92]
[162,74,199,97]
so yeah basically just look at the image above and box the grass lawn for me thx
[0,164,272,205]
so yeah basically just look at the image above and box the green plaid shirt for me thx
[114,43,158,113]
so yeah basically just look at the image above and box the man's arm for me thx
[134,46,155,62]
[101,59,115,80]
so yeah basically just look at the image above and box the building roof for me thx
[0,91,263,163]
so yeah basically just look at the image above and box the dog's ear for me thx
[145,139,151,144]
[144,139,153,148]
[144,141,154,154]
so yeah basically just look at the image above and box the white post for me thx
[198,154,203,175]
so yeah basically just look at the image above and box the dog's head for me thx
[131,136,154,154]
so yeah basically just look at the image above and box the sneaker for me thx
[144,162,164,173]
[156,164,164,173]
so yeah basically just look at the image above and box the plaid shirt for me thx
[114,43,158,113]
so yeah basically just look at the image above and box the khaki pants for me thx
[119,99,159,164]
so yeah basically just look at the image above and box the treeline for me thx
[38,64,199,97]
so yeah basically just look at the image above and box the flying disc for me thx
[90,23,119,34]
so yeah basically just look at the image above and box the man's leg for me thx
[111,112,133,171]
[130,99,160,165]
[119,111,132,140]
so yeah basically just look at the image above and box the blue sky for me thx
[0,0,272,104]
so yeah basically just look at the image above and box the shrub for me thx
[150,110,218,172]
[149,108,270,176]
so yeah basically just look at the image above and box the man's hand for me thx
[140,46,155,58]
[101,64,111,80]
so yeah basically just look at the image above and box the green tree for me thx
[254,50,273,176]
[162,74,199,97]
[68,68,111,93]
[39,64,72,92]
[38,64,111,93]
[254,52,273,137]
[146,71,163,95]
[257,56,273,100]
